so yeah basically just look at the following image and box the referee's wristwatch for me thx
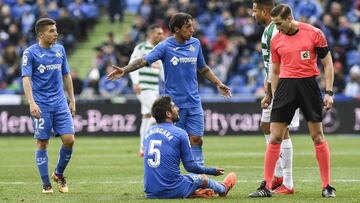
[325,90,334,96]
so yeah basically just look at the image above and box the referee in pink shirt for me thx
[249,3,336,198]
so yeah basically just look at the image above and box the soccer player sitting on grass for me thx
[143,96,236,199]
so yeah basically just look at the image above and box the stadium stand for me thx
[0,0,359,99]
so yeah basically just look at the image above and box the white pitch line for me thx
[1,179,360,185]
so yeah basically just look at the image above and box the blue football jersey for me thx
[21,43,70,112]
[143,122,195,198]
[144,36,206,108]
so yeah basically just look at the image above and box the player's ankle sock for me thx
[315,140,330,188]
[274,158,283,178]
[191,144,204,165]
[281,138,293,188]
[264,134,271,144]
[35,149,50,184]
[55,145,73,176]
[264,143,281,189]
[207,178,226,194]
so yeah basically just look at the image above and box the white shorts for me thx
[136,90,159,115]
[261,102,300,128]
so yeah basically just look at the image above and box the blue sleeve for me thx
[196,41,206,69]
[183,161,217,175]
[179,130,194,163]
[179,129,217,175]
[144,41,166,65]
[61,46,70,75]
[21,49,33,77]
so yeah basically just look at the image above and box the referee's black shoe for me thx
[322,184,336,198]
[248,181,272,198]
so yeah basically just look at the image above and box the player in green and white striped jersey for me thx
[129,25,164,157]
[252,0,299,195]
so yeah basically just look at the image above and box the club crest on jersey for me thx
[37,64,46,73]
[170,56,180,65]
[188,45,195,52]
[55,51,62,58]
[300,50,310,60]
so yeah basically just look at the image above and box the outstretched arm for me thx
[183,160,224,176]
[198,65,232,97]
[107,58,148,80]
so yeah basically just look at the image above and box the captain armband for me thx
[315,46,330,59]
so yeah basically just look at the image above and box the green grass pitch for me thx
[0,135,359,202]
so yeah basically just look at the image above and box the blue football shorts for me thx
[32,109,74,139]
[175,105,204,136]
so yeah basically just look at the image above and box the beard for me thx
[172,115,180,123]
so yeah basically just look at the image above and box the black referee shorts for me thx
[271,77,323,124]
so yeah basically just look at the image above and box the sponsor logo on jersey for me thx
[37,64,62,73]
[170,56,197,66]
[300,50,310,60]
[37,64,46,73]
[170,56,180,65]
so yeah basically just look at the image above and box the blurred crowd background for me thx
[0,0,359,101]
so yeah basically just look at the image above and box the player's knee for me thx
[62,135,75,147]
[269,135,282,144]
[283,128,290,139]
[143,113,151,118]
[37,139,49,149]
[260,122,270,134]
[310,131,325,144]
[189,136,202,145]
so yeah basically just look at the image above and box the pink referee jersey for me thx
[270,22,328,78]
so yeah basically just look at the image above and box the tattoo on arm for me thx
[198,66,221,86]
[198,66,210,75]
[124,58,148,74]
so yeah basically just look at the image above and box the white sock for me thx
[139,117,151,152]
[264,134,271,144]
[280,138,293,189]
[274,156,283,178]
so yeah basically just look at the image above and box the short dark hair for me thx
[35,18,56,35]
[253,0,275,8]
[169,12,193,33]
[147,24,162,34]
[151,96,172,123]
[270,3,292,19]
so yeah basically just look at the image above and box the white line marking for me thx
[1,179,359,185]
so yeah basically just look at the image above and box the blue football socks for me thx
[191,144,204,165]
[207,178,227,194]
[35,149,50,184]
[55,145,73,176]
